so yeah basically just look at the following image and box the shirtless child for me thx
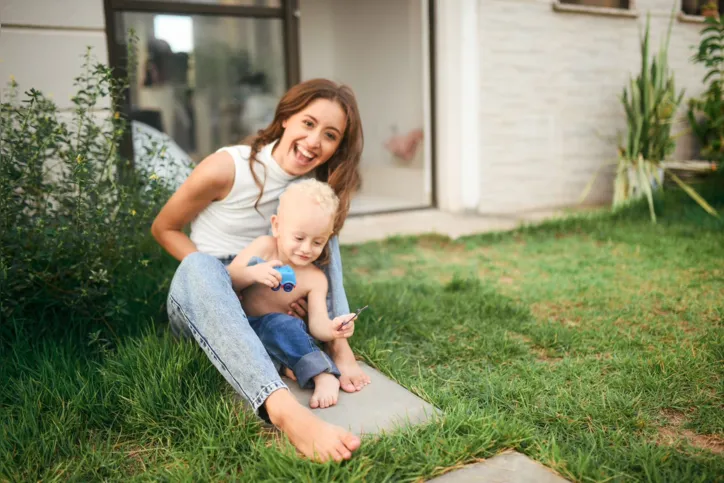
[227,179,357,409]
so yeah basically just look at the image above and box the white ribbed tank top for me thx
[190,141,297,257]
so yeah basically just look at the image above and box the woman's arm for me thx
[324,236,351,317]
[151,151,236,261]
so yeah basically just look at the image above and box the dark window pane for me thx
[559,0,630,8]
[127,0,281,6]
[682,0,724,15]
[116,12,286,161]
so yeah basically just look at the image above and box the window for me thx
[682,0,723,16]
[558,0,630,8]
[126,0,281,5]
[105,0,296,164]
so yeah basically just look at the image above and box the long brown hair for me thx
[246,78,363,236]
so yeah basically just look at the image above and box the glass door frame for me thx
[103,0,300,163]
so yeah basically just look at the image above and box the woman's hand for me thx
[288,298,308,319]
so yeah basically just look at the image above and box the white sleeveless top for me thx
[190,141,297,257]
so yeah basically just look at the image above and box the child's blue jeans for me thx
[247,313,341,389]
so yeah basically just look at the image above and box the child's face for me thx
[271,197,334,267]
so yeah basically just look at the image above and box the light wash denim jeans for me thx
[166,236,349,413]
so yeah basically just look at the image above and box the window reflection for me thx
[119,12,286,162]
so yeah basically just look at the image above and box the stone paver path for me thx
[339,207,602,245]
[428,451,570,483]
[284,362,439,436]
[281,364,570,482]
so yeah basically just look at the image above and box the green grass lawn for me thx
[2,184,723,482]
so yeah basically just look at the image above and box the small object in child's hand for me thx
[340,305,369,328]
[272,265,296,292]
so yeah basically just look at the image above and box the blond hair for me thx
[279,179,340,219]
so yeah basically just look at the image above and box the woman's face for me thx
[273,99,347,176]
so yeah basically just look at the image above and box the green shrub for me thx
[0,48,173,340]
[688,13,724,167]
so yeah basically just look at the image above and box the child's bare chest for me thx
[241,269,316,315]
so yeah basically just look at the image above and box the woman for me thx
[151,79,370,463]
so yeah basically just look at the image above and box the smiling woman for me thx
[245,80,362,234]
[151,78,369,463]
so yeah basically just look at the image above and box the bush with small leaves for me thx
[0,47,176,340]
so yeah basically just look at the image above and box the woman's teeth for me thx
[295,145,315,162]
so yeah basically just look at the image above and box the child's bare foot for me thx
[266,389,360,462]
[310,373,340,409]
[337,359,371,393]
[328,339,371,393]
[282,366,297,381]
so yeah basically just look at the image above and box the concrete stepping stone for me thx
[284,362,439,436]
[428,451,570,483]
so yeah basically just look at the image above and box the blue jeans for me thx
[247,313,341,389]
[166,236,349,412]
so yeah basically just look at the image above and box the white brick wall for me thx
[476,0,707,213]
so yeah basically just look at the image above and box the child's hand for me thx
[248,260,283,288]
[332,314,356,338]
[310,314,355,342]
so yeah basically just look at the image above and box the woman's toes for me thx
[332,448,345,462]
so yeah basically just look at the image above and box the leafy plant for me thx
[0,46,173,339]
[617,13,683,222]
[688,11,724,166]
[701,0,720,15]
[614,12,718,222]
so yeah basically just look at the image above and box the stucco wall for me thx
[476,0,707,213]
[0,0,108,111]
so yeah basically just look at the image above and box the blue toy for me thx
[272,265,297,293]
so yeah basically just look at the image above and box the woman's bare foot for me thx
[265,389,360,462]
[327,339,371,393]
[310,373,340,409]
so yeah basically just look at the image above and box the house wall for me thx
[2,0,707,215]
[0,0,109,111]
[475,0,707,213]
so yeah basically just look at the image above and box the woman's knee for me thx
[174,252,228,288]
[178,252,220,275]
[169,253,234,312]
